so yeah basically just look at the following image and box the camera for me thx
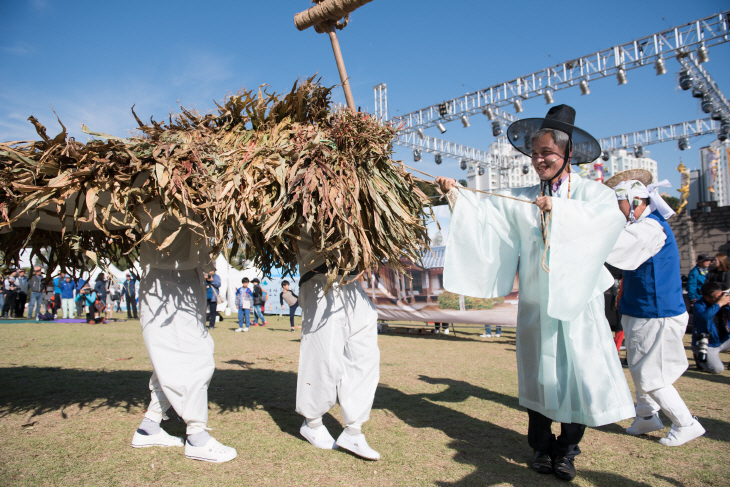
[696,333,710,363]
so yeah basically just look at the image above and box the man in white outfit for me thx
[130,204,237,463]
[606,172,705,446]
[296,230,381,460]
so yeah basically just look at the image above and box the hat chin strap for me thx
[541,138,572,197]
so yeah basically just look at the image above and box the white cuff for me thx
[446,185,461,210]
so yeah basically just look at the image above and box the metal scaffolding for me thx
[598,118,718,151]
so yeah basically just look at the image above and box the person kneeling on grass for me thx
[692,281,730,374]
[75,284,101,324]
[235,278,253,333]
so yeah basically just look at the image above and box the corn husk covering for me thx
[0,77,434,288]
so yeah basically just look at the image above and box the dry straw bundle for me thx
[0,77,433,287]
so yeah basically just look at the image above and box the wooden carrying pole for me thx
[294,0,374,114]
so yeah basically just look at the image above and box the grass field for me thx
[1,313,728,486]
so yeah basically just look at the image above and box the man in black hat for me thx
[437,105,634,481]
[687,254,713,306]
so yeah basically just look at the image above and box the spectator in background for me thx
[708,254,730,289]
[43,281,56,317]
[94,273,107,306]
[75,283,100,324]
[691,281,730,374]
[205,267,221,330]
[2,270,18,318]
[251,278,268,326]
[235,277,253,332]
[687,254,713,305]
[107,278,120,319]
[434,322,449,335]
[27,267,45,321]
[14,269,28,318]
[480,324,502,338]
[53,271,66,317]
[122,273,138,319]
[60,275,76,319]
[281,280,298,332]
[75,277,87,318]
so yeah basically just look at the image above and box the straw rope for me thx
[294,0,374,31]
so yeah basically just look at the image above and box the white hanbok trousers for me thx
[296,275,379,427]
[623,312,693,427]
[140,268,214,435]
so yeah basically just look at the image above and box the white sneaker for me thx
[131,429,184,448]
[659,419,705,446]
[235,328,243,332]
[626,414,664,435]
[495,333,501,337]
[300,421,337,450]
[443,329,449,335]
[243,327,249,332]
[480,333,492,338]
[434,329,440,334]
[336,431,380,460]
[185,437,237,463]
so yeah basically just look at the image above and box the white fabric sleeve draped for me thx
[547,185,626,321]
[606,218,666,271]
[443,187,520,298]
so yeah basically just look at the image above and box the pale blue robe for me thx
[444,175,635,426]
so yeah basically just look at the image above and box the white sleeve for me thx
[606,219,666,271]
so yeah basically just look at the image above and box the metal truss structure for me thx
[598,118,719,151]
[677,53,730,115]
[378,11,729,135]
[396,130,495,165]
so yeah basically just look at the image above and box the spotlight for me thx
[413,149,421,162]
[616,68,628,85]
[513,99,523,113]
[678,137,689,151]
[692,86,704,98]
[544,89,554,104]
[436,121,447,134]
[438,103,448,117]
[702,94,714,114]
[601,151,610,162]
[482,106,495,120]
[460,159,467,170]
[435,154,442,165]
[634,145,643,158]
[478,165,485,176]
[711,109,723,121]
[719,132,728,142]
[417,128,425,139]
[461,115,470,128]
[697,43,710,64]
[491,121,502,137]
[679,70,693,91]
[522,164,530,175]
[655,58,667,75]
[579,79,590,95]
[721,120,730,135]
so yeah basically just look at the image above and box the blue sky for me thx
[1,0,728,194]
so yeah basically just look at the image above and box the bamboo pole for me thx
[324,22,356,113]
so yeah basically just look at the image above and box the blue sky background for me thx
[2,0,728,197]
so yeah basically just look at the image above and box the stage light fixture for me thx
[616,68,628,85]
[478,165,485,176]
[678,137,689,151]
[679,70,693,91]
[482,106,495,120]
[438,103,448,117]
[711,109,723,121]
[692,86,704,98]
[655,58,667,75]
[721,120,730,135]
[435,154,442,165]
[461,115,470,128]
[460,159,467,171]
[417,128,425,139]
[544,89,554,104]
[491,121,502,137]
[719,132,728,142]
[513,99,523,113]
[413,149,421,162]
[579,79,590,95]
[634,145,643,158]
[697,43,710,64]
[702,94,714,114]
[522,164,530,175]
[436,121,447,134]
[601,151,610,162]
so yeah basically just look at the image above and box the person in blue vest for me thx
[687,254,713,305]
[606,170,705,447]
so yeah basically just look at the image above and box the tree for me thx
[458,179,468,187]
[661,192,680,212]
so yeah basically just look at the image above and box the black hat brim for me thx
[506,118,601,165]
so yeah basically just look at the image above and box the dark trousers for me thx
[15,292,27,317]
[54,293,62,314]
[126,294,138,318]
[3,292,16,317]
[208,299,217,328]
[289,301,299,328]
[76,299,84,318]
[527,409,586,458]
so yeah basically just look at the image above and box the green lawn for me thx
[1,314,728,486]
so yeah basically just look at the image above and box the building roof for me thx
[419,246,446,269]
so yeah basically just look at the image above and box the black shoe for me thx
[531,450,553,474]
[553,455,576,481]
